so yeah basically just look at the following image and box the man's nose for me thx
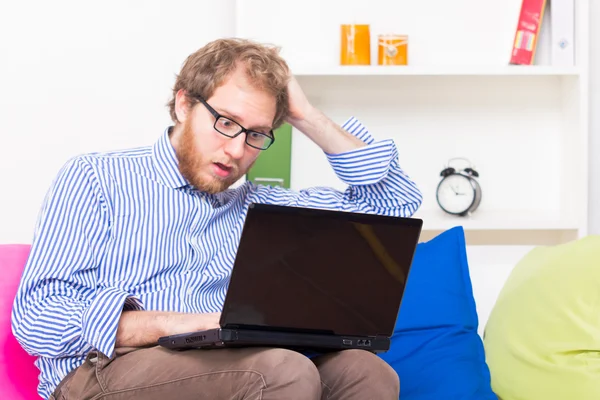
[223,133,247,160]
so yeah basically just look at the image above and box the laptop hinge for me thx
[223,324,335,336]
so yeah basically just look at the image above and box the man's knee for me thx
[349,350,399,393]
[361,351,399,396]
[254,348,321,398]
[322,350,400,398]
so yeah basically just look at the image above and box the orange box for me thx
[378,34,408,65]
[340,24,371,65]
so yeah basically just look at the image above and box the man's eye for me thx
[249,132,262,139]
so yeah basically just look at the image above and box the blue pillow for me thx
[378,226,497,400]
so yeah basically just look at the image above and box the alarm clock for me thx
[436,158,482,216]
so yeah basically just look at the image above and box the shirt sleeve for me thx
[11,157,144,359]
[248,117,423,217]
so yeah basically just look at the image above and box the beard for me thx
[176,117,246,194]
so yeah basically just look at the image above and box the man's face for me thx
[173,67,277,194]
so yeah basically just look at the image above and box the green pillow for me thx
[483,235,600,400]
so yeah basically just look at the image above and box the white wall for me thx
[0,1,597,335]
[0,0,236,243]
[590,0,600,235]
[1,1,597,242]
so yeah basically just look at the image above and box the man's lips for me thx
[213,162,234,177]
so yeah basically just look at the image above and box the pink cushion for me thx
[0,244,40,399]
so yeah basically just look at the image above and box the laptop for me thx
[158,203,423,354]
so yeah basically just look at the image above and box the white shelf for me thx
[293,65,581,77]
[238,0,590,246]
[414,210,578,231]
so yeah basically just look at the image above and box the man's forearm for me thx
[287,106,366,154]
[115,310,172,348]
[115,310,221,348]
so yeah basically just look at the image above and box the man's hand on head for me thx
[283,74,366,155]
[285,75,314,123]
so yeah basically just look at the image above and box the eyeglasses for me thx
[195,96,275,150]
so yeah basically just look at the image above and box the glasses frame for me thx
[195,96,275,150]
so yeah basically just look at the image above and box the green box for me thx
[246,123,292,188]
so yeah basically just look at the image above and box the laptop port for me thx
[343,339,352,345]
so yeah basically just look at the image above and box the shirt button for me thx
[186,288,193,296]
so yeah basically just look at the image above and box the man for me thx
[12,38,423,399]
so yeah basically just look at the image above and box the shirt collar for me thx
[152,127,190,189]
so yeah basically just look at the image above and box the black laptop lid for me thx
[220,203,423,338]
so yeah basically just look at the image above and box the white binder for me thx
[550,0,575,66]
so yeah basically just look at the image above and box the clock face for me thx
[437,174,476,215]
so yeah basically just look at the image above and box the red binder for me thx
[510,0,548,65]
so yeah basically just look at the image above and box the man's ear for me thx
[174,89,192,123]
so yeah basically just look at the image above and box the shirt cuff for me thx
[81,287,145,357]
[326,117,397,186]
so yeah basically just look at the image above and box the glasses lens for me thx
[215,117,242,137]
[247,132,273,150]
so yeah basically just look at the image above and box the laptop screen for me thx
[221,203,423,338]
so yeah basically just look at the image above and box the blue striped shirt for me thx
[11,117,422,399]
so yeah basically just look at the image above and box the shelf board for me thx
[414,210,579,231]
[293,65,580,77]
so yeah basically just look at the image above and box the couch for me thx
[2,229,599,399]
[2,228,493,400]
[0,245,40,400]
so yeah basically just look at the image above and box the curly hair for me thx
[167,38,291,129]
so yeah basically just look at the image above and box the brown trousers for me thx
[50,346,399,399]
